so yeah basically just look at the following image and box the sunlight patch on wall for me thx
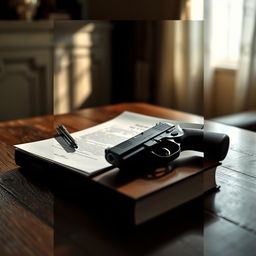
[54,24,94,114]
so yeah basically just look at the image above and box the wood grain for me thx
[0,124,51,146]
[0,169,53,226]
[205,166,256,233]
[205,212,256,256]
[0,141,17,173]
[74,102,203,124]
[0,187,53,256]
[222,149,256,177]
[54,114,97,132]
[0,102,255,256]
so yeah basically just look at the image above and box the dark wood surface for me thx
[0,103,255,256]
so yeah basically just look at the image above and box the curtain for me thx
[153,21,203,115]
[204,0,214,118]
[131,21,203,115]
[235,0,256,111]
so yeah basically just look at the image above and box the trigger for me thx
[153,147,171,157]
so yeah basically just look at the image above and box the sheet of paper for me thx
[15,111,203,176]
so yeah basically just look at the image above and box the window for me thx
[208,0,244,68]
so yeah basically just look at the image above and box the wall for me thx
[86,0,182,19]
[0,21,111,121]
[209,67,236,118]
[0,21,53,121]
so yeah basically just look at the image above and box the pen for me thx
[56,124,78,149]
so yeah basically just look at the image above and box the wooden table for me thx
[0,103,255,256]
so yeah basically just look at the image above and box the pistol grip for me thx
[176,128,230,161]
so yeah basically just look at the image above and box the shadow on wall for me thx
[53,21,111,115]
[110,21,204,116]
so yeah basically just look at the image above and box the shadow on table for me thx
[54,195,205,256]
[17,161,217,256]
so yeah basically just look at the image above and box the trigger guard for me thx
[150,141,180,164]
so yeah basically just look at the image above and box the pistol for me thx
[105,123,230,168]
